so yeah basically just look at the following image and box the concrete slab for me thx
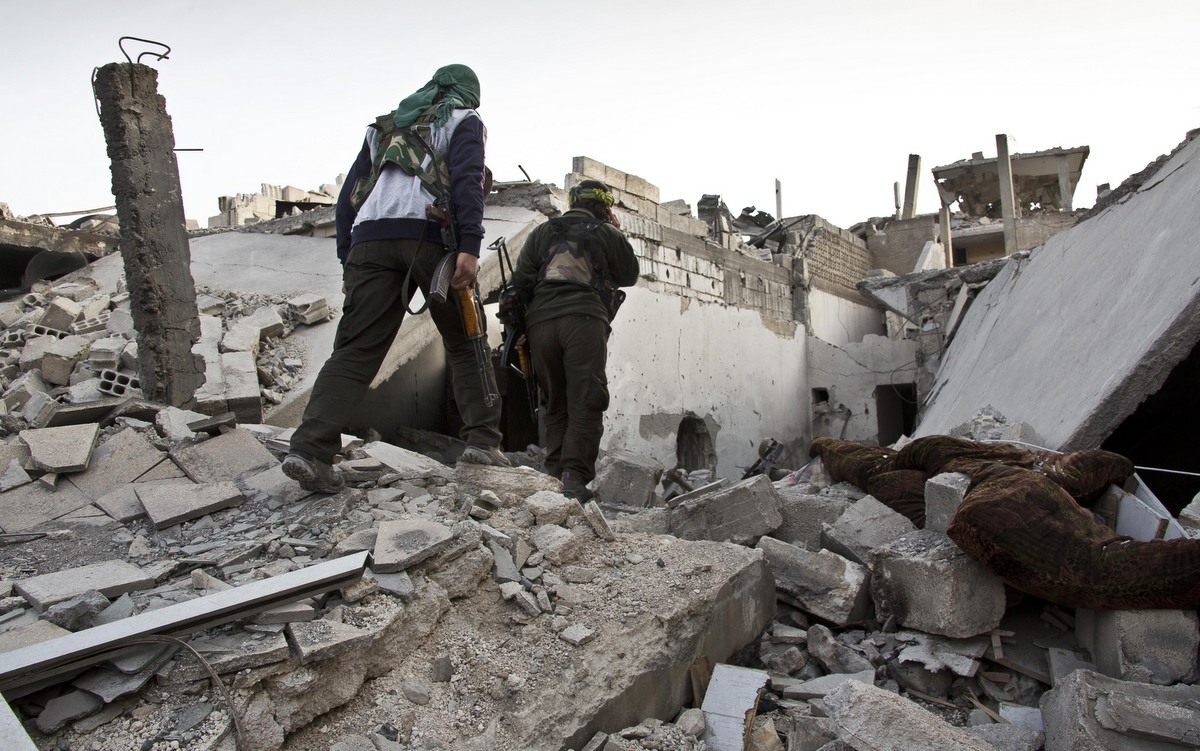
[361,441,453,481]
[0,620,71,653]
[917,133,1200,450]
[15,560,153,612]
[372,519,455,573]
[669,474,784,545]
[1040,669,1200,750]
[824,680,994,750]
[756,537,870,627]
[286,619,372,664]
[170,429,277,484]
[66,426,164,500]
[820,494,916,565]
[18,423,99,473]
[135,480,244,529]
[0,480,93,532]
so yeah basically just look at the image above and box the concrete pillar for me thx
[1056,155,1074,211]
[995,134,1019,256]
[901,154,921,219]
[939,205,954,266]
[893,182,902,219]
[94,63,204,407]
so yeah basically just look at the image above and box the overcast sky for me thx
[4,1,1197,230]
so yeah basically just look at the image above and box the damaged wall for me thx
[807,335,917,447]
[917,130,1200,453]
[607,286,808,480]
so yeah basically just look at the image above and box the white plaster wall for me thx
[605,286,809,480]
[808,288,886,346]
[807,335,917,443]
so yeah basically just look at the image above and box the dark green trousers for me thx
[527,315,610,484]
[291,238,502,464]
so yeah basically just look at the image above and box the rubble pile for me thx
[0,276,331,429]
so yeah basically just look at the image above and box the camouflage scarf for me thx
[392,64,481,131]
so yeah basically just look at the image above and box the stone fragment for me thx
[155,406,209,442]
[372,519,455,573]
[0,459,31,492]
[36,690,102,734]
[820,495,916,565]
[362,440,454,481]
[806,624,873,674]
[530,524,583,566]
[869,529,1005,638]
[0,619,71,651]
[560,624,596,646]
[15,560,154,611]
[756,536,870,626]
[581,500,616,541]
[42,589,110,631]
[38,297,83,331]
[19,422,99,472]
[670,474,783,545]
[824,680,994,750]
[334,529,379,556]
[1039,669,1200,750]
[39,334,90,386]
[1076,607,1199,685]
[924,472,971,534]
[288,293,330,324]
[489,540,521,583]
[964,723,1044,751]
[777,662,873,700]
[170,428,277,484]
[772,489,853,551]
[286,619,374,664]
[523,490,576,526]
[136,480,244,529]
[593,450,663,507]
[170,631,289,683]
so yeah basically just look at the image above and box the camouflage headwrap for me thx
[569,180,615,208]
[392,64,481,131]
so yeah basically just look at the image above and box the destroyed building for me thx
[0,61,1197,751]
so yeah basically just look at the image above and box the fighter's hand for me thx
[451,252,478,290]
[606,207,622,229]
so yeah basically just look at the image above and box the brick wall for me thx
[572,157,794,321]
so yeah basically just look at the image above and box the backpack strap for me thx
[347,109,451,211]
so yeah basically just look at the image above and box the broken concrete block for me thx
[825,679,994,750]
[560,624,596,646]
[965,723,1043,751]
[669,474,783,545]
[489,540,521,583]
[136,480,244,529]
[700,664,770,751]
[869,529,1006,638]
[96,368,140,399]
[820,495,915,565]
[15,559,154,611]
[0,459,31,492]
[362,440,454,482]
[581,500,616,542]
[170,428,277,484]
[1039,669,1200,750]
[40,334,90,386]
[772,488,853,551]
[36,689,103,733]
[42,589,110,631]
[243,305,285,338]
[0,619,71,651]
[156,406,209,443]
[288,293,330,324]
[39,296,83,331]
[756,536,870,627]
[523,490,576,526]
[3,369,48,413]
[530,524,583,566]
[593,450,663,507]
[17,335,56,374]
[372,519,455,573]
[1075,607,1199,685]
[19,390,58,428]
[221,351,261,424]
[19,422,99,473]
[286,619,373,664]
[221,321,262,356]
[924,472,971,534]
[67,427,165,500]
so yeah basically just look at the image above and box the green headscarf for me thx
[392,64,481,131]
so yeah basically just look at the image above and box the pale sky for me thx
[3,1,1197,230]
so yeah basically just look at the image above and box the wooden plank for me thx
[965,689,1009,724]
[0,552,367,694]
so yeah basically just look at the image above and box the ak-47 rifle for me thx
[426,203,498,408]
[493,236,538,422]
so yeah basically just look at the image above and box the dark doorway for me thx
[676,415,716,475]
[1103,341,1200,515]
[875,384,918,446]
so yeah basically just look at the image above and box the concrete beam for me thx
[996,134,1019,256]
[902,154,921,220]
[0,552,367,694]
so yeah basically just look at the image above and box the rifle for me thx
[493,237,539,423]
[425,201,498,408]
